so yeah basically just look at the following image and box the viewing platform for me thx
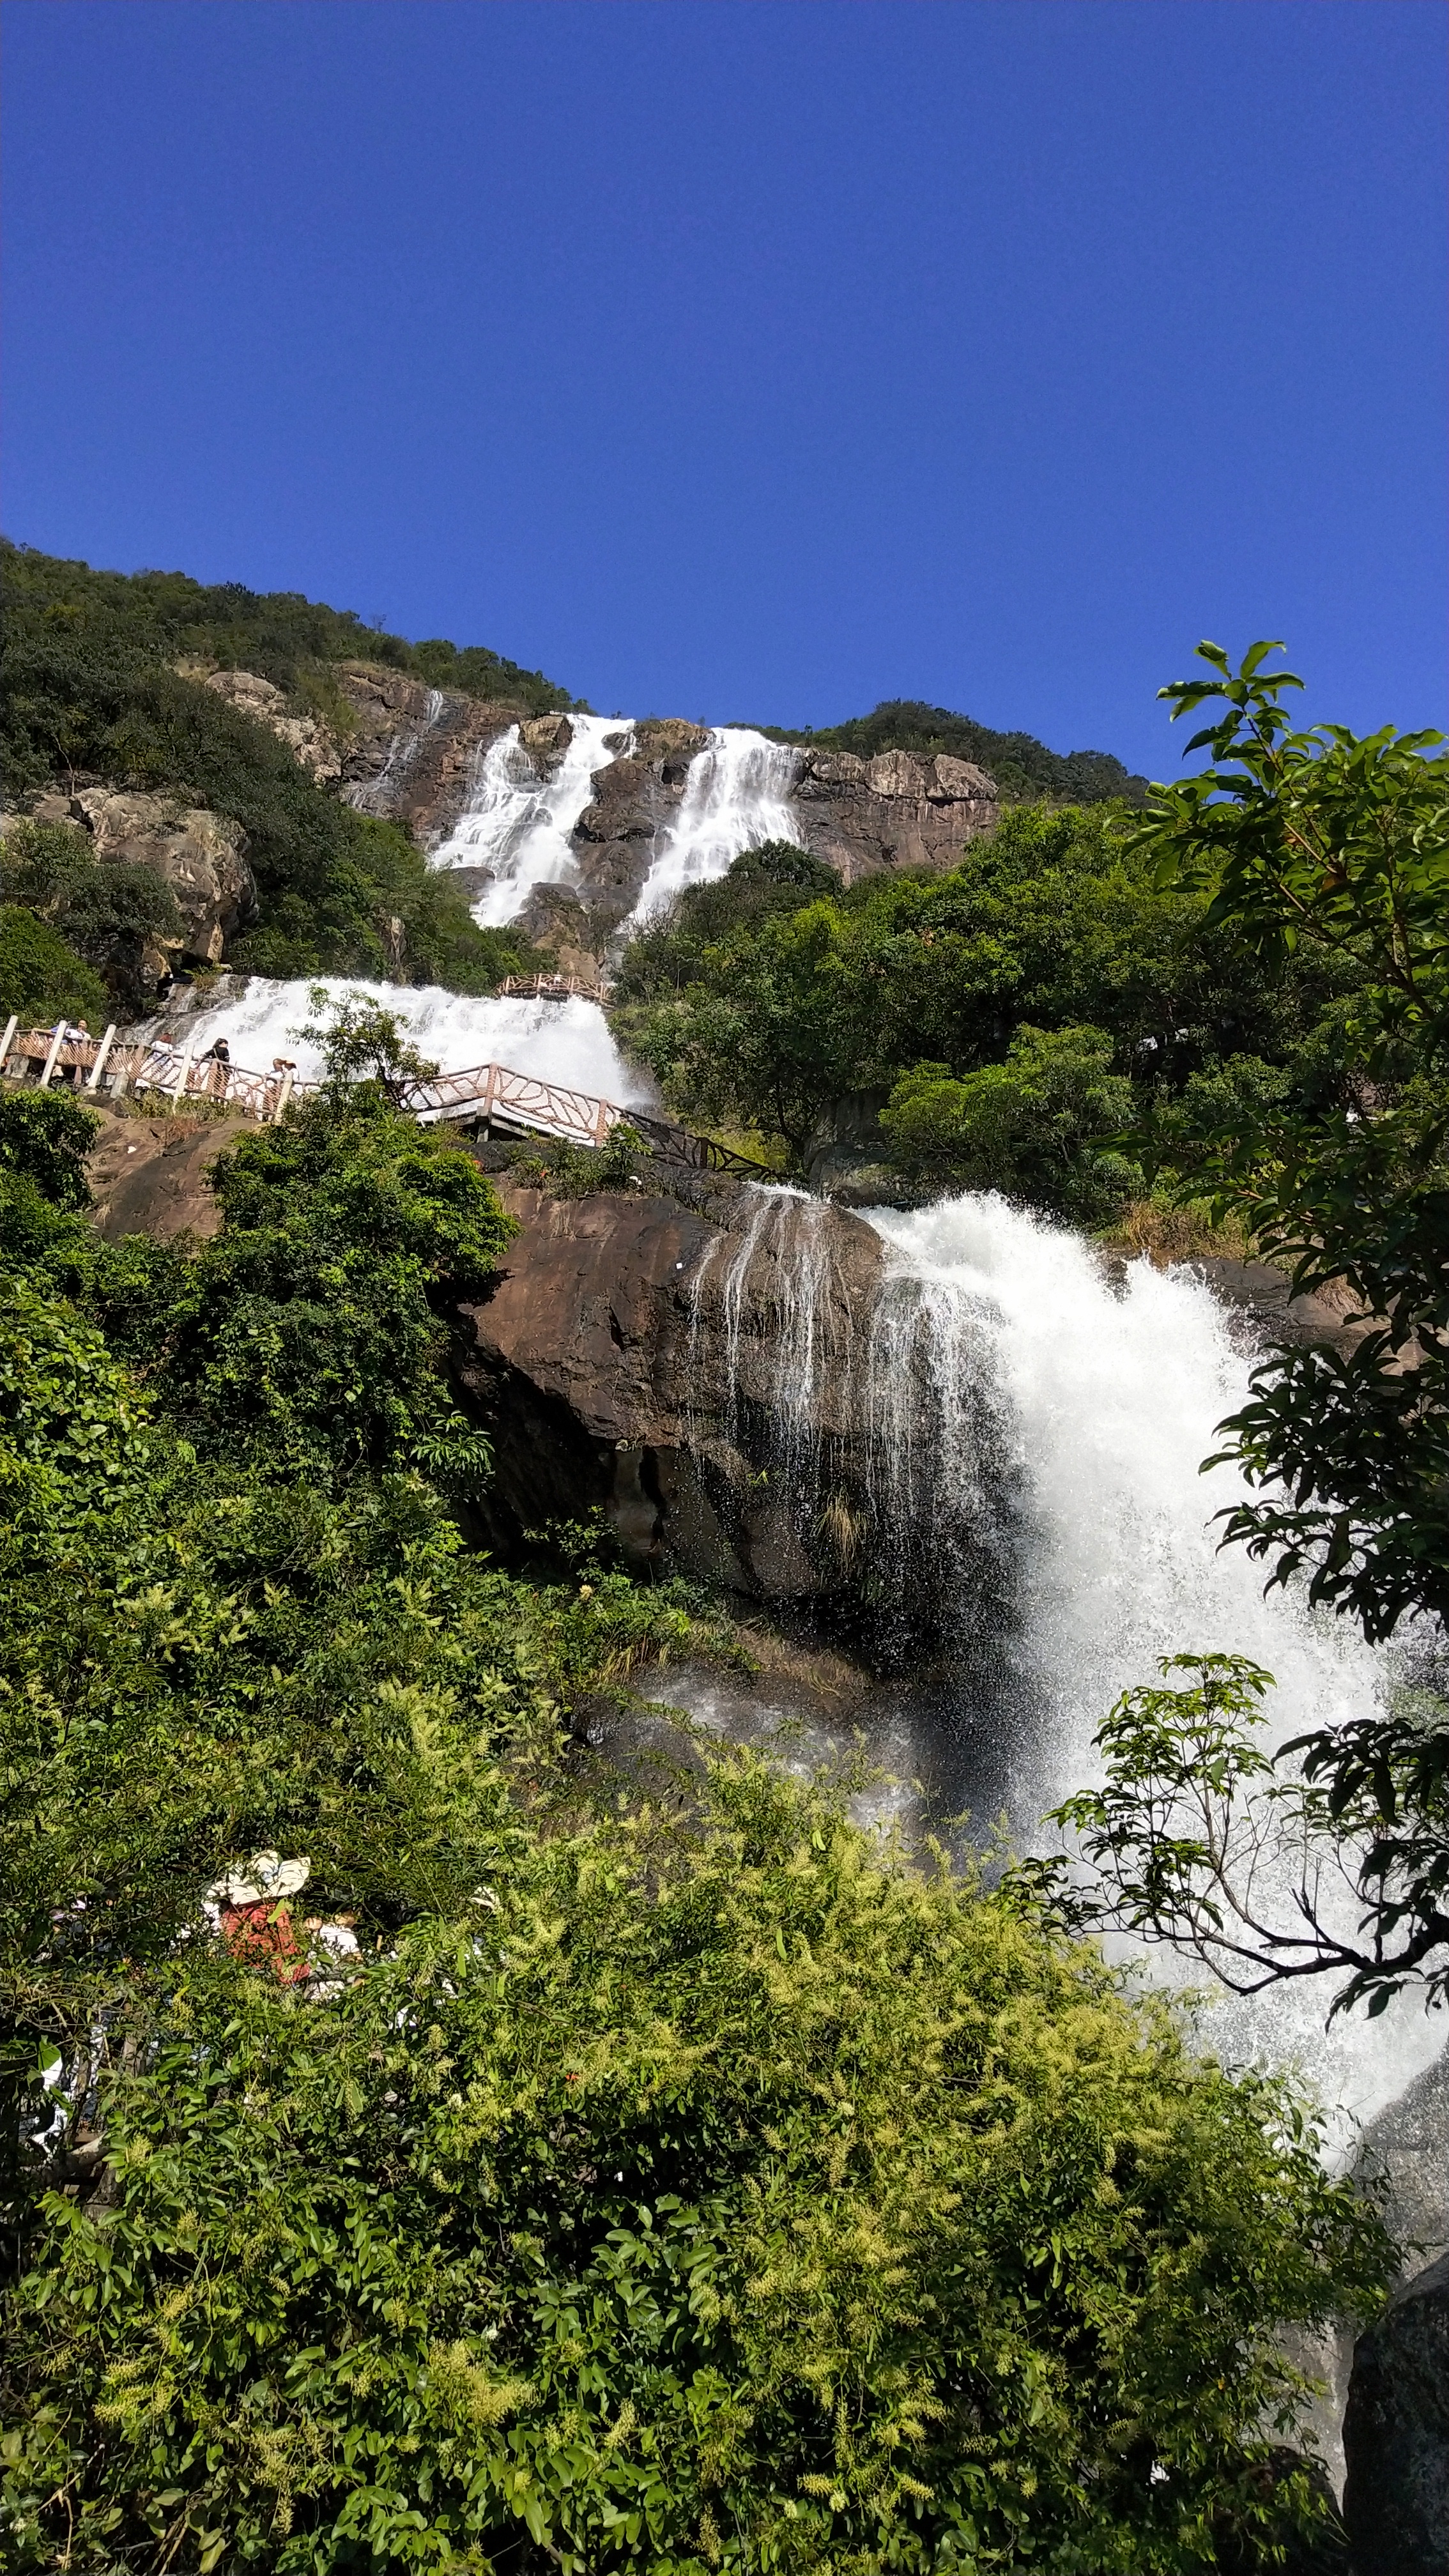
[0,1015,765,1176]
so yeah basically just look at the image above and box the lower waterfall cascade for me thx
[691,1184,1444,2150]
[863,1192,1446,2145]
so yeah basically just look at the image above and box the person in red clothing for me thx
[207,1850,312,1982]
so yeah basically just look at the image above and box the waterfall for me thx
[345,688,445,813]
[429,714,631,926]
[141,974,657,1105]
[625,728,802,925]
[689,1184,854,1478]
[859,1190,1445,2142]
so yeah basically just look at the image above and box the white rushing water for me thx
[422,716,802,934]
[624,728,802,925]
[429,714,631,926]
[861,1190,1444,2144]
[146,975,656,1105]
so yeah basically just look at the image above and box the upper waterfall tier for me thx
[620,729,804,926]
[428,714,634,926]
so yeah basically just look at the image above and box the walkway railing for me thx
[0,1016,765,1176]
[497,972,609,1003]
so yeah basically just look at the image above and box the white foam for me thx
[624,727,802,925]
[429,713,630,925]
[862,1190,1445,2144]
[146,976,657,1107]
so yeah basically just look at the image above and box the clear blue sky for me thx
[4,0,1445,774]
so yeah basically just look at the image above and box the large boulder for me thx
[1344,2251,1449,2574]
[570,724,709,929]
[792,745,998,878]
[84,1107,254,1243]
[57,788,256,969]
[453,1176,888,1602]
[201,668,342,783]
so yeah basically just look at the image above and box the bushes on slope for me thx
[0,545,547,988]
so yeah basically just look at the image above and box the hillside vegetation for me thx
[0,1008,1393,2574]
[0,544,560,1000]
[611,806,1352,1222]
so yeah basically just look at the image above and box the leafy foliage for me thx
[881,1025,1138,1219]
[1,540,574,710]
[1135,641,1449,1641]
[0,905,109,1026]
[8,1012,517,1494]
[611,806,1330,1181]
[763,698,1148,808]
[1054,1652,1449,2020]
[0,1301,1393,2576]
[0,546,549,989]
[1061,646,1449,2018]
[1,816,184,1005]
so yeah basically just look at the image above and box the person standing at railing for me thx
[199,1035,231,1098]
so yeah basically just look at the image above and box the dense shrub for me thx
[0,1013,1399,2573]
[882,1023,1139,1218]
[0,546,551,986]
[0,907,109,1025]
[0,540,574,709]
[610,805,1345,1190]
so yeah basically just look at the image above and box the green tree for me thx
[0,908,108,1026]
[0,551,554,988]
[1058,645,1449,2017]
[612,805,1309,1186]
[882,1023,1138,1218]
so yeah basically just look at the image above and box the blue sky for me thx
[4,0,1445,775]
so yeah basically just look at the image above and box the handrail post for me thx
[0,1015,17,1078]
[170,1036,196,1108]
[39,1023,66,1088]
[86,1024,117,1094]
[273,1066,295,1124]
[594,1097,613,1146]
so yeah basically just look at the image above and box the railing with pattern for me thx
[496,972,609,1003]
[0,1016,766,1176]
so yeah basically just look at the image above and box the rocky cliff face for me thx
[22,786,256,973]
[250,684,1002,940]
[792,746,999,878]
[454,1175,889,1608]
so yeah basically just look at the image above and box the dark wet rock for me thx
[1184,1257,1368,1355]
[334,666,525,845]
[452,1179,887,1604]
[804,1091,933,1208]
[1344,2251,1449,2575]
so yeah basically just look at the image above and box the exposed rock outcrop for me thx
[334,666,523,845]
[792,746,998,879]
[567,724,710,933]
[1344,2251,1449,2575]
[454,1177,887,1603]
[201,669,342,784]
[26,787,256,970]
